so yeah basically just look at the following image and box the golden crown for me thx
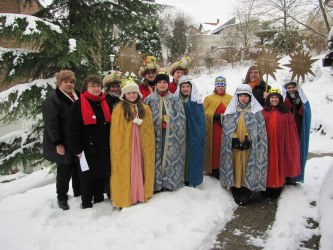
[268,88,281,94]
[120,76,136,88]
[157,68,168,75]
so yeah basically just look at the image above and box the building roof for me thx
[208,17,236,35]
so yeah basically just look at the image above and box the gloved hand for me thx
[290,91,301,105]
[241,136,251,150]
[232,138,241,150]
[213,113,221,124]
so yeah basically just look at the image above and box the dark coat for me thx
[68,98,111,180]
[42,88,79,165]
[251,81,271,107]
[105,94,120,112]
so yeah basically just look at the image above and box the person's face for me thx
[238,94,250,104]
[269,95,280,106]
[249,69,260,82]
[173,70,184,82]
[180,83,192,96]
[87,82,102,96]
[110,83,121,95]
[125,92,138,102]
[145,70,156,82]
[156,80,169,92]
[286,84,297,94]
[58,79,74,95]
[215,86,226,94]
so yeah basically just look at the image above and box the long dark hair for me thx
[122,95,145,122]
[243,65,263,84]
[264,93,289,113]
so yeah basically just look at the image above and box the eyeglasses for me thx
[87,84,102,88]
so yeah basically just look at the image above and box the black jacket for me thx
[42,88,79,164]
[68,98,111,180]
[250,81,271,107]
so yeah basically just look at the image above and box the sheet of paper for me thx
[79,151,89,172]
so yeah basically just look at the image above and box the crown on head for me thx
[157,68,168,75]
[120,76,136,88]
[268,88,281,94]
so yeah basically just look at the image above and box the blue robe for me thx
[298,101,311,182]
[220,108,268,191]
[145,91,186,191]
[182,97,205,187]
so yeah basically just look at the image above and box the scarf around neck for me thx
[80,91,111,125]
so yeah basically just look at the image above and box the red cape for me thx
[262,110,301,180]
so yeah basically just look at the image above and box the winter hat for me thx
[215,76,226,87]
[178,75,192,86]
[283,81,297,89]
[169,57,191,76]
[154,69,170,84]
[103,71,122,87]
[236,84,252,96]
[56,70,75,86]
[119,78,143,101]
[138,56,160,78]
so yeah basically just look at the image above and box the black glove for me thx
[232,138,241,150]
[241,136,251,150]
[213,113,221,124]
[289,91,301,105]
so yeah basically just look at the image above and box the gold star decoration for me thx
[283,50,317,83]
[255,49,282,80]
[116,42,144,78]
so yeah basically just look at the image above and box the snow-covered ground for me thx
[0,55,332,249]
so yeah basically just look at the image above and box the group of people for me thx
[42,59,311,210]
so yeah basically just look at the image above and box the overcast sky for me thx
[155,0,236,24]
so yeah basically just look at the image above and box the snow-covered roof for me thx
[208,17,236,35]
[199,23,218,33]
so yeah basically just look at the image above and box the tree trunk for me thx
[319,0,331,33]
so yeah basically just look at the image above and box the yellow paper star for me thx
[116,42,144,78]
[255,49,282,80]
[283,50,317,83]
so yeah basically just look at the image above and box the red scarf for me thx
[80,91,111,125]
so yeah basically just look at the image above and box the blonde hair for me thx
[55,70,76,87]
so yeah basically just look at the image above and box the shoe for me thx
[94,196,104,204]
[58,200,70,210]
[73,191,81,197]
[231,187,241,205]
[285,178,297,186]
[81,203,93,209]
[239,187,251,206]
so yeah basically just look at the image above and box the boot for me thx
[239,187,251,206]
[231,187,241,204]
[58,200,70,210]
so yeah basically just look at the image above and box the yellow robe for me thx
[110,103,155,208]
[203,93,232,173]
[232,112,249,188]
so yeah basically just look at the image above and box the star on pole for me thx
[255,49,282,80]
[283,50,317,84]
[116,42,144,78]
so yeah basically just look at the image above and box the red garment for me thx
[284,98,304,138]
[139,83,154,100]
[80,91,111,125]
[262,109,301,185]
[212,103,226,169]
[169,81,177,93]
[265,111,284,187]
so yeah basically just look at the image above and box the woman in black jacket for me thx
[69,76,111,209]
[243,66,271,107]
[42,70,81,210]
